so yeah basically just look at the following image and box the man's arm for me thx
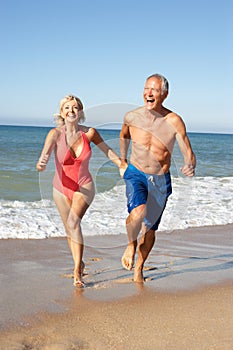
[119,122,131,175]
[171,115,196,177]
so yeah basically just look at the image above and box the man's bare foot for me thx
[121,244,136,270]
[134,264,144,283]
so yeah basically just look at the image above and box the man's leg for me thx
[134,228,156,282]
[133,198,167,282]
[121,204,146,270]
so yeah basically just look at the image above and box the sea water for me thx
[0,125,232,239]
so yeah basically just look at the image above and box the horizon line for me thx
[0,123,233,135]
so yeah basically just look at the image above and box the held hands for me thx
[119,161,128,178]
[180,164,195,177]
[119,167,126,178]
[36,154,49,172]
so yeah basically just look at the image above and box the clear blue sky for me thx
[1,0,232,133]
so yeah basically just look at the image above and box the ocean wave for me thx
[0,176,232,239]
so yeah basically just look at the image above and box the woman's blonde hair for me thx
[54,95,85,126]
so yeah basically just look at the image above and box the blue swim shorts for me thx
[123,164,172,231]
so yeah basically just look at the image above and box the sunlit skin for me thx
[37,97,121,287]
[120,76,196,282]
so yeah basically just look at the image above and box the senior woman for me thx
[36,95,121,287]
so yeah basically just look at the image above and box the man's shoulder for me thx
[166,111,183,124]
[124,106,145,123]
[165,112,186,134]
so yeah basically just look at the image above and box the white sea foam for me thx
[0,176,232,239]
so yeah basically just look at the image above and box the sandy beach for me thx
[0,224,233,349]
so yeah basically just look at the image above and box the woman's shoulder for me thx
[79,125,99,142]
[79,125,93,132]
[47,126,62,141]
[80,125,96,136]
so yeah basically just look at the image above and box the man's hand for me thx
[180,164,195,177]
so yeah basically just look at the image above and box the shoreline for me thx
[0,224,233,349]
[1,283,233,349]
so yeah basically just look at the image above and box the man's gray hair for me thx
[146,74,169,95]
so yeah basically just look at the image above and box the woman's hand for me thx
[36,154,49,172]
[119,161,128,178]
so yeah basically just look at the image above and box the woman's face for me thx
[61,99,79,122]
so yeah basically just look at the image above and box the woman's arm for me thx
[36,128,59,172]
[87,128,121,167]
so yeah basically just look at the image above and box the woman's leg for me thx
[67,185,94,285]
[53,182,95,286]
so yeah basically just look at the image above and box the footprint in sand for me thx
[89,257,103,262]
[143,266,158,271]
[144,277,152,282]
[116,277,152,284]
[60,272,88,279]
[60,273,74,279]
[115,277,134,284]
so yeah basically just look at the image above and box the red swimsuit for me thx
[53,126,92,200]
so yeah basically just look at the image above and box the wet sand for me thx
[0,224,233,349]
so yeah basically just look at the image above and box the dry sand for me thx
[0,224,233,349]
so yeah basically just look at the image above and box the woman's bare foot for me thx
[121,243,136,270]
[73,278,85,288]
[73,261,85,288]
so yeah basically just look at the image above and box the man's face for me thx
[143,77,167,110]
